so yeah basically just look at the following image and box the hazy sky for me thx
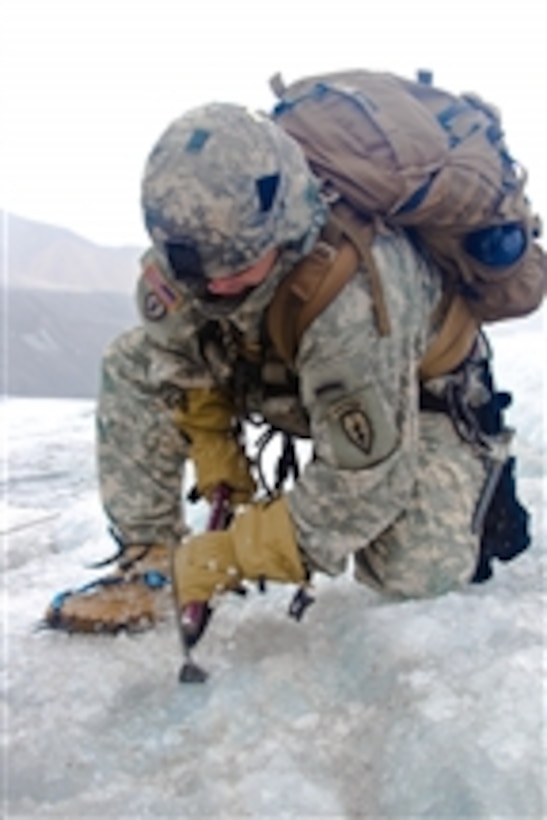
[2,0,546,247]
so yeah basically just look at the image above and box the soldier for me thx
[45,102,527,634]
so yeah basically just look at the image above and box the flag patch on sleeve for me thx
[143,264,183,312]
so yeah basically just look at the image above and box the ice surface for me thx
[1,315,545,818]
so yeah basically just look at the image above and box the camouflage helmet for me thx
[141,102,326,294]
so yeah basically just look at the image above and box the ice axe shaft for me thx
[207,483,232,530]
[176,484,232,683]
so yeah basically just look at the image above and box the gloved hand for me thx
[174,387,256,504]
[173,497,306,604]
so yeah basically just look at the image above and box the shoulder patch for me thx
[340,406,373,454]
[318,385,398,470]
[143,290,167,321]
[143,263,184,314]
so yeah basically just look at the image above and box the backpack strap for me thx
[267,229,479,378]
[267,237,360,366]
[327,206,391,336]
[419,293,479,380]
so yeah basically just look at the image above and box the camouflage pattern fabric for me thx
[352,414,485,598]
[97,102,489,599]
[98,229,486,597]
[285,230,486,594]
[141,103,327,281]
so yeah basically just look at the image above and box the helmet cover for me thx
[141,102,326,287]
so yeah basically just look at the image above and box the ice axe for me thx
[173,482,315,683]
[173,483,232,684]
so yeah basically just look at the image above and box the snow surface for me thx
[1,315,545,819]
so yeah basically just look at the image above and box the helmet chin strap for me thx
[192,286,253,319]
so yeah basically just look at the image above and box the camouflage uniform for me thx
[97,103,489,600]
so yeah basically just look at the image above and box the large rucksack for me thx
[268,69,546,347]
[263,71,536,581]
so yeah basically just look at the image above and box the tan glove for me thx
[173,497,306,604]
[174,387,256,504]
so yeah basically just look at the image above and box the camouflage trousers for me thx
[352,411,486,599]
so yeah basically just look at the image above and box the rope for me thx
[0,512,60,537]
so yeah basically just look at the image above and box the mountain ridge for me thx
[2,212,141,398]
[2,211,144,294]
